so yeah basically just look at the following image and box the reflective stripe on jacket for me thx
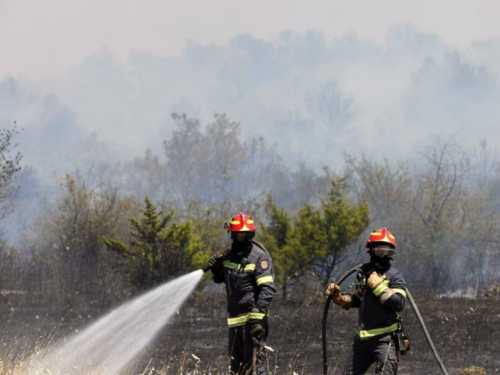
[212,242,277,327]
[351,263,407,339]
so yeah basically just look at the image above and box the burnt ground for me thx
[1,288,499,374]
[151,291,500,375]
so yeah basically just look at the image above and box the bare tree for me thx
[0,126,22,219]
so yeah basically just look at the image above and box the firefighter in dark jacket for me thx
[208,212,276,375]
[325,227,407,375]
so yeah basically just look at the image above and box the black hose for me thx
[322,264,363,375]
[406,289,449,375]
[322,266,449,375]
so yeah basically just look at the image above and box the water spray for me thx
[28,270,204,375]
[322,264,449,375]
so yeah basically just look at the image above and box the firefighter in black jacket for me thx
[325,227,407,375]
[208,212,276,375]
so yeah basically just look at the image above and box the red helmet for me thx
[366,227,396,249]
[226,212,256,239]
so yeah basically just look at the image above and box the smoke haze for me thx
[1,1,500,250]
[4,26,500,168]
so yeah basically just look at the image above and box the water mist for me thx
[28,269,204,374]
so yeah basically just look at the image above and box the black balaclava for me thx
[369,252,392,271]
[231,233,253,258]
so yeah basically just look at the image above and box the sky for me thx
[1,0,500,171]
[1,0,499,78]
[1,0,500,247]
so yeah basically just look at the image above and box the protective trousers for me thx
[228,321,268,375]
[343,334,398,375]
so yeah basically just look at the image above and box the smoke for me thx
[14,25,497,169]
[2,25,500,248]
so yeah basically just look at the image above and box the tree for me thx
[345,154,412,221]
[345,138,491,290]
[103,197,204,289]
[404,138,470,288]
[43,174,135,308]
[310,178,370,286]
[261,195,297,300]
[262,179,369,297]
[164,113,246,205]
[164,113,295,208]
[0,126,22,219]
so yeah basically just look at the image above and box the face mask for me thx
[232,237,252,255]
[369,252,392,269]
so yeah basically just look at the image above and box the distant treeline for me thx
[0,115,499,312]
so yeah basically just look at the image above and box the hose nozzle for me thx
[202,250,229,273]
[202,264,212,273]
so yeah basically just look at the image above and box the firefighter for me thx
[325,227,407,375]
[207,212,276,375]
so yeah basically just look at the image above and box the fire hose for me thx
[322,264,449,375]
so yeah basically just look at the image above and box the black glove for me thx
[207,253,223,268]
[207,253,225,283]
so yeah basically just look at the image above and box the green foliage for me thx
[260,194,297,299]
[263,179,370,298]
[309,178,370,286]
[460,367,487,375]
[180,200,233,262]
[103,197,204,289]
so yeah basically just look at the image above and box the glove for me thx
[207,252,223,268]
[249,308,265,343]
[249,321,264,342]
[207,253,225,283]
[367,272,386,289]
[325,283,351,309]
[367,272,395,304]
[325,282,341,297]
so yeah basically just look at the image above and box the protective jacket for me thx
[350,261,407,339]
[212,241,276,327]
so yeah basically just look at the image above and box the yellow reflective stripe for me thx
[359,323,399,339]
[244,263,256,272]
[393,288,407,298]
[256,275,274,286]
[227,314,249,326]
[373,282,389,297]
[223,261,239,270]
[227,312,268,326]
[248,312,265,320]
[222,262,255,272]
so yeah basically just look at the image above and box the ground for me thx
[1,289,499,374]
[155,292,499,374]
